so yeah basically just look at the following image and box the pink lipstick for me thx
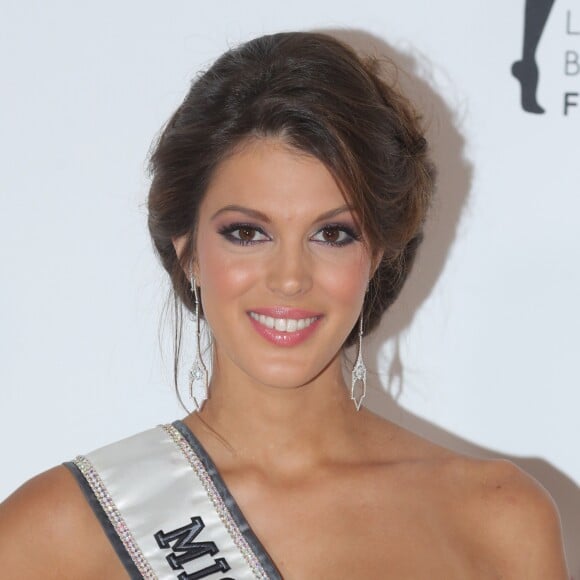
[247,307,323,347]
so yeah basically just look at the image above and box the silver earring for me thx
[189,274,208,410]
[351,312,367,411]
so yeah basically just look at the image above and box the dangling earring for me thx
[189,274,208,411]
[351,311,367,411]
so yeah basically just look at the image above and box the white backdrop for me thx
[1,0,578,572]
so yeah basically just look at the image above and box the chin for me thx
[243,353,339,391]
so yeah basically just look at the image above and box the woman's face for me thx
[181,138,375,390]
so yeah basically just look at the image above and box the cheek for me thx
[317,252,370,306]
[196,229,371,310]
[196,239,260,302]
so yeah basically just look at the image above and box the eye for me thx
[218,223,270,245]
[311,224,360,247]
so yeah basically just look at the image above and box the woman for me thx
[0,32,568,578]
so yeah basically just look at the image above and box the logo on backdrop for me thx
[511,0,579,115]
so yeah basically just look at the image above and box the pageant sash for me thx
[65,421,282,580]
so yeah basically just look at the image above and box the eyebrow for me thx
[210,204,354,223]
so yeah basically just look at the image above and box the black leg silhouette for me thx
[512,0,556,113]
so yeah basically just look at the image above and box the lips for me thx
[246,307,323,347]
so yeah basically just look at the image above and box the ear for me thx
[172,234,199,281]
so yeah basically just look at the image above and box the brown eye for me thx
[238,227,256,241]
[322,227,340,243]
[311,225,359,247]
[219,224,269,245]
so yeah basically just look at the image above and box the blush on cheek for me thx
[319,258,369,305]
[200,249,260,301]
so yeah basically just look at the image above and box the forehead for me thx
[200,138,350,220]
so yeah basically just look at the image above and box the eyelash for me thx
[217,222,362,247]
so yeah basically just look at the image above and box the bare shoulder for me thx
[0,465,123,579]
[450,457,569,578]
[362,417,568,576]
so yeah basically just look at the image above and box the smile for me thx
[249,312,318,332]
[247,309,323,347]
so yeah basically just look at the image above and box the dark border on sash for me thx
[63,461,144,580]
[173,419,283,580]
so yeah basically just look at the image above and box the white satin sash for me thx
[67,422,281,580]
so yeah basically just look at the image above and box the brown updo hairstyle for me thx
[148,31,435,372]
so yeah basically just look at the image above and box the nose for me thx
[266,240,313,297]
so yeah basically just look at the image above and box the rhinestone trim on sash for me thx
[162,423,270,580]
[72,455,158,580]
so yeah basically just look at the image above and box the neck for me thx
[185,354,364,474]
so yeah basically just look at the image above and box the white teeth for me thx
[249,312,318,333]
[257,314,275,329]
